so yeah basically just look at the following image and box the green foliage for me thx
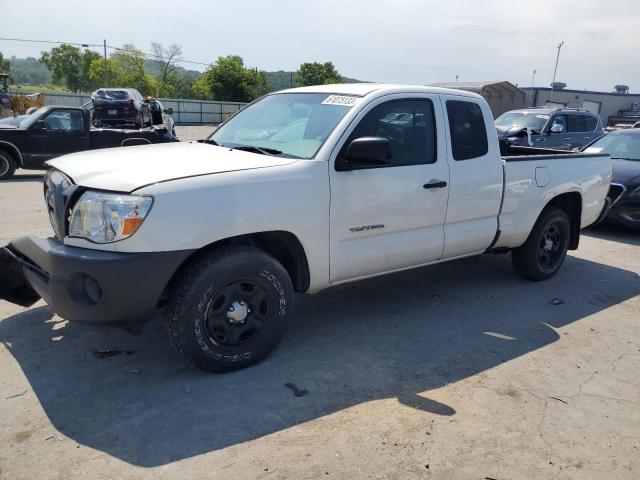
[7,56,52,85]
[296,62,342,86]
[109,45,157,96]
[0,52,10,74]
[193,55,271,102]
[39,44,100,92]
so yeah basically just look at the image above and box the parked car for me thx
[92,88,152,129]
[0,84,611,372]
[0,105,177,179]
[146,97,175,134]
[584,128,640,228]
[496,107,604,150]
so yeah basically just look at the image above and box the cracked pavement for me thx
[1,151,639,479]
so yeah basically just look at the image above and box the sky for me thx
[2,0,639,92]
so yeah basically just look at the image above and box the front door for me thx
[329,96,450,283]
[30,108,90,162]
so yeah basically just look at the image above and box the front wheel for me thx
[512,207,571,281]
[166,246,294,372]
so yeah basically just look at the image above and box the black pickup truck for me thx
[0,105,177,180]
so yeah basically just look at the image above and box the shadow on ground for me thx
[1,252,638,466]
[583,223,640,247]
[2,172,44,183]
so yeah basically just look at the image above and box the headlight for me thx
[69,191,153,243]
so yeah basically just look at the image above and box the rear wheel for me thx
[512,207,571,281]
[166,246,294,372]
[0,149,17,180]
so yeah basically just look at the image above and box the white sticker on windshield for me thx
[584,147,602,153]
[536,114,550,119]
[322,95,359,107]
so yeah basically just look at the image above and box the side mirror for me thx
[336,137,392,171]
[32,119,46,130]
[550,123,564,133]
[164,108,173,115]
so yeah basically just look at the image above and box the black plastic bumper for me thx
[1,237,193,325]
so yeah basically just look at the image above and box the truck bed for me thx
[495,148,611,250]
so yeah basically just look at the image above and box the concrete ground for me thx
[1,153,639,479]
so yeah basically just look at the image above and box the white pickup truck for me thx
[0,84,612,372]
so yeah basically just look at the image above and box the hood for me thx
[47,142,298,192]
[611,158,640,183]
[496,125,526,137]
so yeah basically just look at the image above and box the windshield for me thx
[495,112,550,132]
[585,132,640,161]
[17,107,48,128]
[210,93,357,159]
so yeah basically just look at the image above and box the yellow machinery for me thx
[0,73,45,118]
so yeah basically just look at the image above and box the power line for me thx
[0,36,212,67]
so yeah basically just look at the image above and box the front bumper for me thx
[1,236,193,325]
[606,194,640,227]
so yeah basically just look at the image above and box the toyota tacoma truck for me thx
[0,84,612,372]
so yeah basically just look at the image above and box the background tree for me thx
[151,42,182,97]
[296,62,342,86]
[39,44,100,92]
[109,44,156,96]
[0,52,10,74]
[192,55,270,102]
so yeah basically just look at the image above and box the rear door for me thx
[440,96,503,258]
[329,94,450,283]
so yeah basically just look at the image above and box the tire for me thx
[512,207,571,281]
[0,149,17,180]
[166,246,294,372]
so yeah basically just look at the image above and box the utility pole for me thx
[290,72,293,88]
[549,41,564,103]
[455,74,459,83]
[103,39,108,86]
[529,69,536,105]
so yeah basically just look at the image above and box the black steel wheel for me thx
[166,246,294,372]
[512,207,571,281]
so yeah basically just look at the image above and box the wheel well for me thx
[167,231,311,296]
[545,192,582,250]
[0,142,22,167]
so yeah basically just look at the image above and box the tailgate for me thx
[0,245,41,307]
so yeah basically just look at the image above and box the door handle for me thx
[423,181,447,189]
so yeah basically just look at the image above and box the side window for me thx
[445,100,488,161]
[43,109,84,132]
[343,99,436,167]
[550,114,566,132]
[584,116,597,131]
[567,114,586,132]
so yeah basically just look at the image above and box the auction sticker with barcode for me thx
[322,95,359,107]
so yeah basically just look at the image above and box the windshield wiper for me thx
[230,145,283,156]
[611,157,640,161]
[198,138,220,146]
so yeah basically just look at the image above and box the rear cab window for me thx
[445,100,488,160]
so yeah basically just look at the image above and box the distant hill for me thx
[9,56,52,85]
[264,70,365,91]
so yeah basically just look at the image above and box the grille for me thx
[607,183,626,206]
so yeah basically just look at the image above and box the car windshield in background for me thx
[585,132,640,161]
[16,107,48,128]
[495,112,550,132]
[210,93,357,159]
